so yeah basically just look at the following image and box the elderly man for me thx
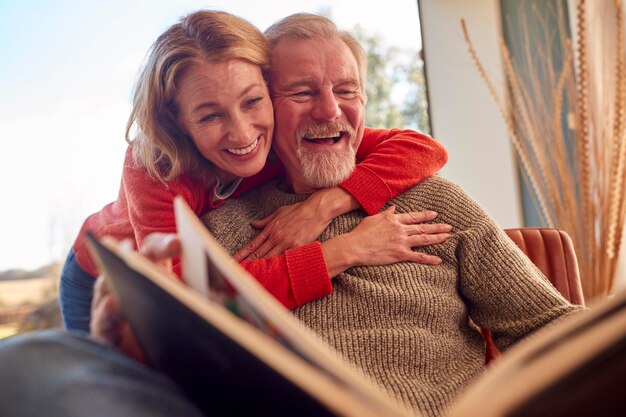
[0,12,583,417]
[198,13,585,417]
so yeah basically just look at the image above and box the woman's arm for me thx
[320,207,450,276]
[241,207,450,308]
[343,127,448,214]
[140,232,326,310]
[236,128,448,260]
[132,130,448,310]
[141,206,450,310]
[121,151,212,277]
[120,156,326,309]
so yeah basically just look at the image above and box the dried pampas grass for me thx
[462,0,626,301]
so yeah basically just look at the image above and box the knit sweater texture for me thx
[202,176,584,417]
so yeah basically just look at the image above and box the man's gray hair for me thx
[264,13,368,92]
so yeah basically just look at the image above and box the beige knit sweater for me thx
[202,176,584,417]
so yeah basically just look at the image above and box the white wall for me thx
[420,0,522,228]
[420,0,626,291]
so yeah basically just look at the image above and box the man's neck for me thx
[282,172,318,195]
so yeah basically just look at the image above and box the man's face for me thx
[269,36,366,194]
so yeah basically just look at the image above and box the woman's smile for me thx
[226,137,260,156]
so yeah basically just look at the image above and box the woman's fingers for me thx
[249,211,278,229]
[395,210,438,224]
[233,231,267,261]
[237,207,451,264]
[390,210,452,236]
[405,223,453,235]
[407,232,451,247]
[237,200,338,261]
[405,251,443,265]
[246,239,279,260]
[141,233,181,260]
[139,233,180,273]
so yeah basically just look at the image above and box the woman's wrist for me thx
[312,187,360,221]
[320,233,361,278]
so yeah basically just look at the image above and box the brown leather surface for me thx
[504,228,584,306]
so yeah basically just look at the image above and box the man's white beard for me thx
[295,121,357,188]
[296,144,356,188]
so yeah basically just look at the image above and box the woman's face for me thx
[175,58,274,181]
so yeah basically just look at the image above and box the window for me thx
[0,1,428,336]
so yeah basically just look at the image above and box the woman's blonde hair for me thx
[126,10,270,184]
[264,13,367,94]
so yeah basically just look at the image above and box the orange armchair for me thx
[482,228,585,363]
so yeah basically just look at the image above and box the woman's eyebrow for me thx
[191,83,265,113]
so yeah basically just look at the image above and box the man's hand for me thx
[89,234,188,363]
[90,275,146,363]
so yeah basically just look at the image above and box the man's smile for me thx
[302,132,344,145]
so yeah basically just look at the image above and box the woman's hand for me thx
[321,206,452,277]
[90,275,146,363]
[234,187,360,261]
[140,232,182,272]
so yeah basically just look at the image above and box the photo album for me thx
[87,196,412,417]
[88,197,626,417]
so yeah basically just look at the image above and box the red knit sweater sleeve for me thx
[239,242,331,310]
[125,151,331,309]
[340,127,448,214]
[231,160,334,308]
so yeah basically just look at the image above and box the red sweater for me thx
[73,127,448,309]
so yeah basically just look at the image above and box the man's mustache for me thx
[296,121,356,141]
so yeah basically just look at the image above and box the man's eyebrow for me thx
[279,78,360,92]
[279,80,316,92]
[335,80,361,89]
